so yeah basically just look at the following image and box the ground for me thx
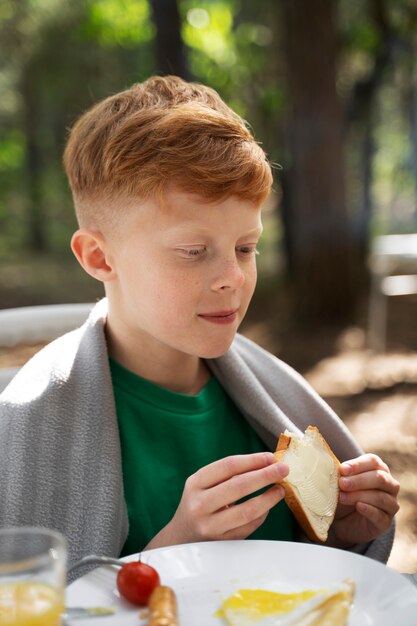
[1,261,416,574]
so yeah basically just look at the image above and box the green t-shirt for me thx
[109,359,294,556]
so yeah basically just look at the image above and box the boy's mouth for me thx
[198,310,237,325]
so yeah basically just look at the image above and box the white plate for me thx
[66,540,417,625]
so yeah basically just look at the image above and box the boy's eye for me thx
[177,247,207,258]
[237,245,259,256]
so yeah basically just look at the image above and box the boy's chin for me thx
[198,338,235,360]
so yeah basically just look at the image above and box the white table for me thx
[368,234,417,351]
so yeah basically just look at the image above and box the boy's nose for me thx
[211,258,246,291]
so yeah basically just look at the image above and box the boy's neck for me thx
[105,323,211,396]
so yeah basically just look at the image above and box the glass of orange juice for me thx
[0,527,66,626]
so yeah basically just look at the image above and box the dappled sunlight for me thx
[305,345,417,397]
[343,394,417,449]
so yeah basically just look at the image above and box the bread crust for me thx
[274,426,340,543]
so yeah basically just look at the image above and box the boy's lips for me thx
[198,310,238,325]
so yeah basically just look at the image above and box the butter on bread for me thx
[274,426,340,542]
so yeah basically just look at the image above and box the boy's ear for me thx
[71,229,116,282]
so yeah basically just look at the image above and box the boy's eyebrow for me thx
[165,225,264,239]
[237,226,264,238]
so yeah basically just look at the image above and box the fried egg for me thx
[217,579,355,626]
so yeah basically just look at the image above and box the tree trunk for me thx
[358,108,375,262]
[408,48,417,225]
[149,0,189,79]
[20,71,46,252]
[281,0,356,321]
[347,0,392,264]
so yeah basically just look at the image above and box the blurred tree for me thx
[340,0,417,237]
[280,0,355,321]
[344,0,396,260]
[0,0,155,254]
[150,0,189,77]
[1,0,417,320]
[21,70,44,251]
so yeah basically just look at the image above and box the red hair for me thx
[63,76,273,226]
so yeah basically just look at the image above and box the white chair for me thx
[368,234,417,351]
[0,303,94,392]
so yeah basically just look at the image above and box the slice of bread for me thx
[274,426,340,542]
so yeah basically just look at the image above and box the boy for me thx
[0,76,399,574]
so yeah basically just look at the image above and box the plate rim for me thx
[67,539,417,625]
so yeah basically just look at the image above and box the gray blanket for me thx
[0,299,394,574]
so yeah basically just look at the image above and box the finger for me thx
[355,501,394,534]
[339,489,400,517]
[340,454,389,477]
[191,452,280,489]
[205,462,288,513]
[339,469,400,496]
[221,512,269,541]
[215,485,285,533]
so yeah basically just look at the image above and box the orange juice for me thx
[0,582,64,626]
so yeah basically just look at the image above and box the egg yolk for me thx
[218,588,319,617]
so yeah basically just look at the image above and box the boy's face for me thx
[105,187,263,361]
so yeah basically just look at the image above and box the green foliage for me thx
[0,131,24,172]
[0,1,15,23]
[85,0,154,46]
[182,1,238,91]
[181,0,277,118]
[0,0,157,255]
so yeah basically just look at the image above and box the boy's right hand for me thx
[145,452,288,549]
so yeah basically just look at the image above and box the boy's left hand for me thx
[330,453,400,548]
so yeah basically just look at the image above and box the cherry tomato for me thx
[116,561,160,606]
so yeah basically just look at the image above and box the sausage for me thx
[147,585,178,626]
